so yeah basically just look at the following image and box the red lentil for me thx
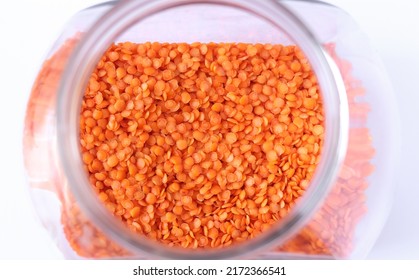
[80,42,324,249]
[279,43,375,257]
[26,37,374,258]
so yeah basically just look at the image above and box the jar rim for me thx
[57,0,348,259]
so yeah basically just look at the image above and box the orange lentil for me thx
[176,139,188,150]
[313,125,324,136]
[181,195,192,205]
[303,98,316,109]
[225,132,237,144]
[168,182,180,193]
[107,155,119,168]
[192,131,205,142]
[25,34,377,260]
[181,92,191,104]
[279,43,375,258]
[79,42,325,251]
[145,193,157,205]
[266,150,278,162]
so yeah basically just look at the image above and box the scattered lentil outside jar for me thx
[24,0,400,259]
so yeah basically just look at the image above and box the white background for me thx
[0,0,418,259]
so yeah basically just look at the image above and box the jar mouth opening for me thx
[57,0,348,259]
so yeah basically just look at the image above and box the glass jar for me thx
[23,0,400,259]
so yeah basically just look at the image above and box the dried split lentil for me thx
[25,34,377,258]
[25,36,129,257]
[80,41,324,248]
[280,44,375,257]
